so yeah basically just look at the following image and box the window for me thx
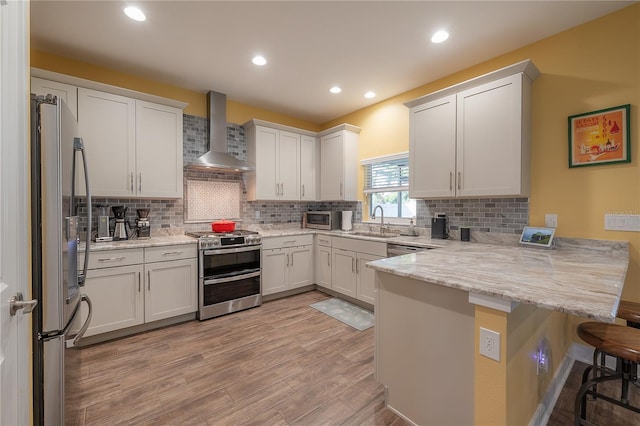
[362,153,416,221]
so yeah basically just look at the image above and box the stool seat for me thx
[618,300,640,324]
[577,322,640,363]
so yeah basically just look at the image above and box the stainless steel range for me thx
[187,230,262,320]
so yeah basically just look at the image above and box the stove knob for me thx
[254,236,261,244]
[211,239,220,246]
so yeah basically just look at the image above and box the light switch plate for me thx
[545,214,557,228]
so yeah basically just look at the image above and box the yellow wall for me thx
[30,49,320,132]
[328,5,640,304]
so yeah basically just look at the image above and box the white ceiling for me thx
[31,1,635,124]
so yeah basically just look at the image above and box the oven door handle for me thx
[204,270,261,285]
[203,245,261,255]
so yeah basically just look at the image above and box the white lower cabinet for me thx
[331,237,386,304]
[314,235,332,289]
[80,244,197,339]
[262,235,314,296]
[82,264,144,337]
[144,257,197,323]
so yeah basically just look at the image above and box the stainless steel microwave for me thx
[304,211,341,230]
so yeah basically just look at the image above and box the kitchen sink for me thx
[350,231,400,238]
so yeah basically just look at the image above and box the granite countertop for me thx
[367,239,629,322]
[84,235,197,251]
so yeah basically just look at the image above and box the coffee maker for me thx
[95,204,112,242]
[135,208,151,239]
[111,206,131,241]
[431,214,449,239]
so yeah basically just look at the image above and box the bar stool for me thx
[618,300,640,329]
[574,321,640,425]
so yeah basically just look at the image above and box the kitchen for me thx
[2,1,640,425]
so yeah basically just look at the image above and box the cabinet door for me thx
[262,248,288,295]
[331,249,357,297]
[80,264,144,337]
[144,258,197,323]
[255,126,279,199]
[289,245,313,289]
[409,94,457,198]
[278,131,300,200]
[31,77,78,120]
[135,101,183,198]
[456,74,524,197]
[77,88,136,197]
[315,245,332,289]
[300,135,317,200]
[357,253,383,305]
[320,132,344,200]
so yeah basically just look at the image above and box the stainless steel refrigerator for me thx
[31,94,93,425]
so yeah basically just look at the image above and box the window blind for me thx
[362,153,409,194]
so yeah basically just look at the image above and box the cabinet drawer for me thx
[145,244,197,263]
[262,234,313,249]
[80,248,144,270]
[315,234,332,247]
[332,237,387,257]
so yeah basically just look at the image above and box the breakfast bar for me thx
[367,238,629,425]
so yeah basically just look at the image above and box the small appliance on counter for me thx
[341,211,353,231]
[95,204,112,242]
[304,211,341,230]
[111,205,131,241]
[431,214,448,239]
[135,208,151,239]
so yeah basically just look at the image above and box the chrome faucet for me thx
[372,205,385,234]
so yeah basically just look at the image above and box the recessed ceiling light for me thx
[124,6,146,22]
[364,91,376,99]
[330,86,342,94]
[431,30,449,44]
[252,55,267,66]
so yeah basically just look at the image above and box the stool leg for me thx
[577,364,595,424]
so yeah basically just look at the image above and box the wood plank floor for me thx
[68,289,640,425]
[67,291,410,426]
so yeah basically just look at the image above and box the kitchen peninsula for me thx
[367,238,628,425]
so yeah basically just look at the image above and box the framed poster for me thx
[568,104,630,168]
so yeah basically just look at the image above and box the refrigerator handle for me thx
[71,294,93,347]
[73,137,92,286]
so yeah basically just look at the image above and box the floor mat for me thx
[310,298,374,331]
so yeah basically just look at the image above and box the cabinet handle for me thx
[281,182,284,195]
[283,240,296,245]
[352,258,355,273]
[290,253,294,267]
[356,259,359,274]
[98,256,126,262]
[449,172,453,191]
[340,183,343,196]
[139,173,142,193]
[162,251,183,256]
[286,253,289,267]
[148,271,151,291]
[458,172,462,190]
[130,173,134,192]
[327,252,330,267]
[138,272,141,292]
[275,183,279,196]
[301,184,304,197]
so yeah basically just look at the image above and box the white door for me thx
[320,132,344,200]
[289,246,313,289]
[300,135,316,200]
[277,130,300,200]
[261,249,288,295]
[1,0,31,424]
[255,126,279,199]
[331,249,357,297]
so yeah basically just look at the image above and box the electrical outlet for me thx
[479,327,500,361]
[545,214,558,228]
[255,210,260,219]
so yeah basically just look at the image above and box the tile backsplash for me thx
[79,113,528,235]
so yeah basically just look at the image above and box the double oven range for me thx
[187,230,262,320]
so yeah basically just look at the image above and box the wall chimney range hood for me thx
[185,90,252,172]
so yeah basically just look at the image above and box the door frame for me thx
[0,0,32,424]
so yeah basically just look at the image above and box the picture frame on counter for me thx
[568,104,630,168]
[519,226,556,248]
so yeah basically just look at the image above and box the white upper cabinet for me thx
[78,88,137,197]
[246,120,318,201]
[77,88,184,198]
[135,100,183,198]
[406,60,538,199]
[31,77,78,120]
[300,134,317,200]
[319,125,360,201]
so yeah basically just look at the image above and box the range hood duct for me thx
[186,90,252,172]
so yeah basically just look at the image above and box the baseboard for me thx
[528,351,575,426]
